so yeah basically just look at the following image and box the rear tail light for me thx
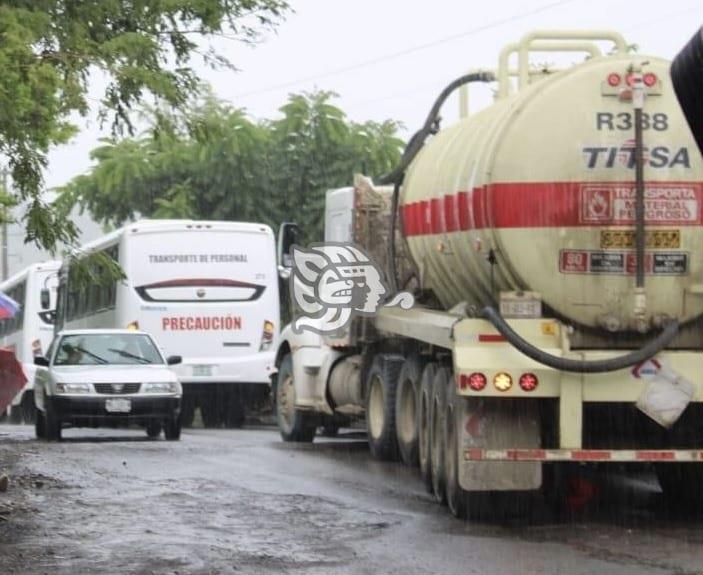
[519,373,539,392]
[259,320,275,351]
[493,372,513,392]
[643,72,658,87]
[607,73,621,87]
[459,372,487,391]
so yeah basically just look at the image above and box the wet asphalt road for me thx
[1,424,703,575]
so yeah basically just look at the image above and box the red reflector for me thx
[607,73,621,87]
[460,372,487,391]
[643,72,657,87]
[478,334,506,343]
[519,373,539,391]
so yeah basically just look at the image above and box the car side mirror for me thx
[166,355,182,366]
[277,222,301,272]
[34,356,49,367]
[40,288,51,310]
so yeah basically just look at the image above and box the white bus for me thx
[0,261,61,423]
[55,220,280,427]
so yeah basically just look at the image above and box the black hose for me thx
[482,306,679,374]
[382,71,496,290]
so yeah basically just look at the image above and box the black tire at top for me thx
[395,356,423,467]
[671,27,703,157]
[276,354,316,443]
[365,355,403,461]
[418,363,437,494]
[430,366,450,505]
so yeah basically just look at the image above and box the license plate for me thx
[499,291,542,318]
[105,398,132,413]
[192,365,213,377]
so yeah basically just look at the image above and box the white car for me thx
[33,329,183,441]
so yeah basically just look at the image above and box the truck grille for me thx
[94,383,141,394]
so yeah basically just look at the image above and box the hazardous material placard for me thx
[560,250,688,275]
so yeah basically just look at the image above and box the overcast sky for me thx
[45,0,703,189]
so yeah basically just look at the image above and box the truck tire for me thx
[656,464,703,510]
[430,366,450,505]
[395,356,423,467]
[200,398,221,428]
[365,355,402,461]
[276,354,316,443]
[35,408,46,440]
[44,400,62,442]
[418,363,437,493]
[444,370,466,518]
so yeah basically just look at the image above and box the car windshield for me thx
[53,333,163,366]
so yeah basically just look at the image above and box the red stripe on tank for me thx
[402,181,703,236]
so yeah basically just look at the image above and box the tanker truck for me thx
[272,30,703,518]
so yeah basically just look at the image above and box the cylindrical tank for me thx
[401,36,703,332]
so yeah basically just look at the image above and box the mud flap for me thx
[459,399,541,491]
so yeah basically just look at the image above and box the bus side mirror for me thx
[40,288,51,310]
[277,222,300,274]
[34,356,49,367]
[166,355,182,366]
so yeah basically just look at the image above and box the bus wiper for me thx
[108,348,151,364]
[75,346,108,364]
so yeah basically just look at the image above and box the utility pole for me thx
[1,167,8,281]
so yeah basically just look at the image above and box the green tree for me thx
[61,91,405,242]
[0,0,288,253]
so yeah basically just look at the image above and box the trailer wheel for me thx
[656,464,703,510]
[418,363,437,493]
[365,355,403,461]
[395,357,423,467]
[444,371,466,518]
[430,366,450,505]
[276,354,316,442]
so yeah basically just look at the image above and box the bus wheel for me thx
[21,393,36,425]
[395,357,423,467]
[45,400,62,442]
[276,354,316,442]
[201,399,221,428]
[224,387,245,428]
[180,396,196,428]
[9,406,22,424]
[418,363,437,493]
[444,371,466,519]
[365,355,402,461]
[430,366,450,505]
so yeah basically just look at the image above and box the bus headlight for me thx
[142,382,178,393]
[55,382,93,394]
[259,320,275,351]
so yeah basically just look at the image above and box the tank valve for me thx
[598,314,621,333]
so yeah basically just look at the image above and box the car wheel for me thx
[35,408,46,440]
[164,416,182,441]
[45,399,62,442]
[146,421,163,438]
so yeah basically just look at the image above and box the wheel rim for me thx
[397,378,416,445]
[277,373,296,433]
[368,375,385,440]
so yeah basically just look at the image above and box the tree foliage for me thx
[0,0,288,252]
[61,91,405,242]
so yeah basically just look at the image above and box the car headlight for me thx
[142,382,178,393]
[55,382,93,394]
